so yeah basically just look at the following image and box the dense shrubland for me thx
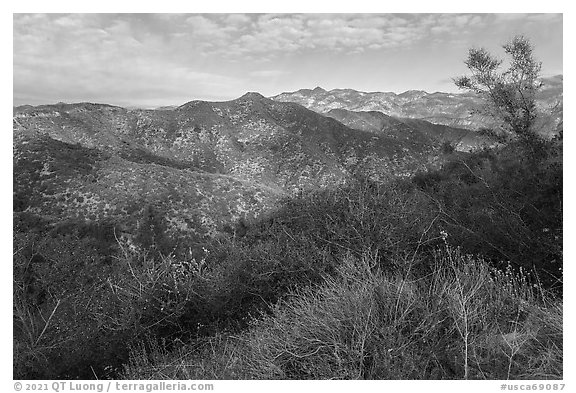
[123,249,562,380]
[13,134,562,379]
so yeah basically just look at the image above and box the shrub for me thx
[13,231,211,379]
[13,232,121,378]
[242,177,441,272]
[412,142,562,289]
[122,247,562,380]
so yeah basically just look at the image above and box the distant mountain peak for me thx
[399,89,429,96]
[312,86,326,93]
[239,92,266,100]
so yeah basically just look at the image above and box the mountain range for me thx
[13,78,562,244]
[271,75,563,132]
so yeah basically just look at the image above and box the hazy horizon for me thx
[13,13,563,108]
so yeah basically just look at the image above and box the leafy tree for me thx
[454,36,545,155]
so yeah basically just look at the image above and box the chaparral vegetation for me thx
[14,36,562,380]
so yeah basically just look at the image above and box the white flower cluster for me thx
[440,230,449,241]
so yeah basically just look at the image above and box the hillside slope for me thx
[324,108,490,151]
[14,93,436,240]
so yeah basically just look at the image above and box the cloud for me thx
[14,13,494,66]
[13,14,246,106]
[223,13,252,26]
[207,14,493,57]
[186,15,225,37]
[249,69,289,78]
[526,13,562,22]
[14,52,244,106]
[494,13,561,22]
[193,14,416,58]
[52,14,86,28]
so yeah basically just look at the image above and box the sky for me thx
[13,13,563,108]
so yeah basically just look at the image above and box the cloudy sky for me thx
[13,13,563,108]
